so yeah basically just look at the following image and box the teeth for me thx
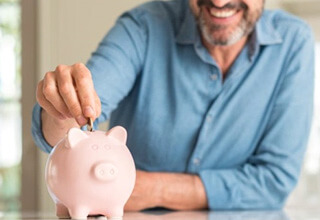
[210,9,237,18]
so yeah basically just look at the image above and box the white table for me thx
[1,209,319,220]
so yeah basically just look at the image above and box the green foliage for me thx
[0,0,21,212]
[0,165,21,211]
[0,23,17,35]
[0,0,18,4]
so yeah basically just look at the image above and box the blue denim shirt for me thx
[32,0,314,210]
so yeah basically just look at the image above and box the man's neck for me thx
[202,36,248,77]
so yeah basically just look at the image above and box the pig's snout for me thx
[93,162,118,182]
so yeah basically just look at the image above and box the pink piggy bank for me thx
[45,126,136,219]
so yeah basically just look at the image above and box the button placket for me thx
[211,73,218,80]
[193,158,200,166]
[206,114,213,123]
[191,112,213,170]
[208,67,222,97]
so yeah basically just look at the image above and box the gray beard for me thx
[197,9,260,46]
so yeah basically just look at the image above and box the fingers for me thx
[71,63,97,120]
[94,91,101,118]
[36,80,66,120]
[55,64,87,126]
[42,71,72,118]
[36,63,102,126]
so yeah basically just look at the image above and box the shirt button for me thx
[211,74,218,80]
[206,115,212,122]
[193,158,200,165]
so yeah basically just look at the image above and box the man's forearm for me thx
[157,172,208,210]
[41,109,79,147]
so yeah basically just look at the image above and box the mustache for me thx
[197,0,248,10]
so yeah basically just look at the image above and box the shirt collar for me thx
[176,8,283,47]
[255,11,283,46]
[176,3,198,44]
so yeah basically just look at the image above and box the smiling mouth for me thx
[209,8,239,18]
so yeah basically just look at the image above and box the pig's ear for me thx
[106,126,127,144]
[66,127,88,149]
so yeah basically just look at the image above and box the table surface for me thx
[1,209,320,220]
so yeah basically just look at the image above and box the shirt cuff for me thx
[31,103,54,154]
[199,169,238,210]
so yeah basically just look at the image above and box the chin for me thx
[203,27,246,46]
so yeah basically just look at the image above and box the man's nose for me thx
[212,0,234,8]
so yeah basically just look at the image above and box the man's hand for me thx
[36,63,101,126]
[36,63,101,146]
[124,170,208,211]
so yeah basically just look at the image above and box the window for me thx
[0,0,21,211]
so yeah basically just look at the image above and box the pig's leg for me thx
[68,206,89,219]
[106,207,123,220]
[56,203,70,219]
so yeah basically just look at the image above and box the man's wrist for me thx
[41,108,79,147]
[153,172,208,210]
[149,172,165,207]
[41,108,77,129]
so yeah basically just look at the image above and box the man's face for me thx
[190,0,264,46]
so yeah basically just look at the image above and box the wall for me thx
[267,0,320,41]
[37,0,149,70]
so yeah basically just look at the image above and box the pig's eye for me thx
[91,145,99,150]
[104,145,111,150]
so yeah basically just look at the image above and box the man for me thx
[32,0,314,210]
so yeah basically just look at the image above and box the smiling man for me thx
[194,0,263,44]
[32,0,314,210]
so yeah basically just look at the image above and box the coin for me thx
[87,117,94,132]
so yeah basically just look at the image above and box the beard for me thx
[195,0,264,46]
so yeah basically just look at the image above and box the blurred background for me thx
[0,0,319,214]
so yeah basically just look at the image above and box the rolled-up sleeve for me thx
[199,29,315,210]
[31,103,54,153]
